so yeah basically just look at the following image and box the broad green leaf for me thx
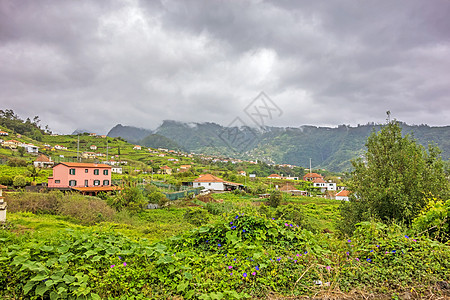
[23,281,36,295]
[30,273,48,282]
[35,282,49,296]
[50,291,59,300]
[176,281,188,292]
[184,272,193,280]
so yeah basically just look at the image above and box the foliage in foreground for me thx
[1,213,449,299]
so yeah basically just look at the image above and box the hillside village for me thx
[0,115,347,202]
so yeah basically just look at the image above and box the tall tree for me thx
[340,117,449,233]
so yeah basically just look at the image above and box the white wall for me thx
[194,182,224,191]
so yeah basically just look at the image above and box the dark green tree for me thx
[340,118,449,233]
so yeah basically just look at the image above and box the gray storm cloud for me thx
[0,0,449,134]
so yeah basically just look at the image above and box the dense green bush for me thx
[13,175,27,188]
[7,157,27,167]
[268,190,283,208]
[0,175,13,186]
[7,191,115,225]
[412,198,450,242]
[183,207,210,226]
[275,203,318,232]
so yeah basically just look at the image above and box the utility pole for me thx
[106,139,108,161]
[77,134,80,162]
[309,158,312,174]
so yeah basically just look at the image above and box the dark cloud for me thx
[0,0,449,134]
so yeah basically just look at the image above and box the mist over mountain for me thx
[107,120,450,172]
[107,124,153,143]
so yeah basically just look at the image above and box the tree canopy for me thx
[340,118,449,233]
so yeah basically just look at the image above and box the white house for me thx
[34,154,54,168]
[22,143,39,153]
[133,145,142,150]
[54,145,67,150]
[111,167,123,174]
[193,174,243,191]
[336,190,350,201]
[90,145,97,150]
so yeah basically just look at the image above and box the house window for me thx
[69,168,75,175]
[85,180,88,187]
[94,169,99,175]
[94,180,100,186]
[85,169,88,173]
[103,180,109,186]
[69,180,77,186]
[208,183,211,186]
[55,180,60,184]
[103,169,108,175]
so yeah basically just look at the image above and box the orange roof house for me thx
[48,162,111,191]
[267,174,282,179]
[303,173,323,181]
[336,190,350,201]
[34,154,54,168]
[193,174,243,191]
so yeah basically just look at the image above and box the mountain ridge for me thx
[107,120,450,172]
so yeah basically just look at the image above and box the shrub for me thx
[57,194,115,225]
[8,190,62,214]
[183,207,210,226]
[275,203,317,232]
[7,157,27,167]
[412,198,450,242]
[0,175,13,186]
[268,190,283,208]
[12,175,27,188]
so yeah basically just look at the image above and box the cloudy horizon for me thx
[1,0,449,134]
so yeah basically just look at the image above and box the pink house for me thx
[48,162,112,188]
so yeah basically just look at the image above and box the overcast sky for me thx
[1,0,449,134]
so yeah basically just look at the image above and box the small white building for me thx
[21,143,39,153]
[336,190,350,201]
[90,145,97,150]
[111,167,123,174]
[34,154,54,168]
[193,174,243,191]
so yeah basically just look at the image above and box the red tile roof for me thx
[194,174,224,182]
[313,178,326,183]
[303,173,322,178]
[71,186,121,192]
[267,174,281,178]
[35,154,51,162]
[55,162,111,168]
[336,190,350,197]
[0,184,7,189]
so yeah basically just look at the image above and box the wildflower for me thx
[118,256,122,260]
[413,239,417,242]
[251,272,256,276]
[276,258,281,262]
[235,216,239,219]
[370,250,374,253]
[346,252,349,256]
[123,262,127,266]
[243,273,247,278]
[366,258,372,262]
[242,229,246,233]
[385,251,388,254]
[355,258,360,262]
[392,250,396,253]
[230,221,233,225]
[233,258,237,261]
[255,266,259,271]
[405,235,409,239]
[272,218,275,220]
[347,239,351,243]
[289,224,293,227]
[285,223,288,226]
[110,265,115,268]
[228,266,233,269]
[376,245,380,248]
[231,226,236,229]
[230,272,233,275]
[218,244,222,247]
[326,266,331,270]
[296,254,300,257]
[294,260,297,263]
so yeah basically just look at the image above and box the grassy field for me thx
[1,192,449,299]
